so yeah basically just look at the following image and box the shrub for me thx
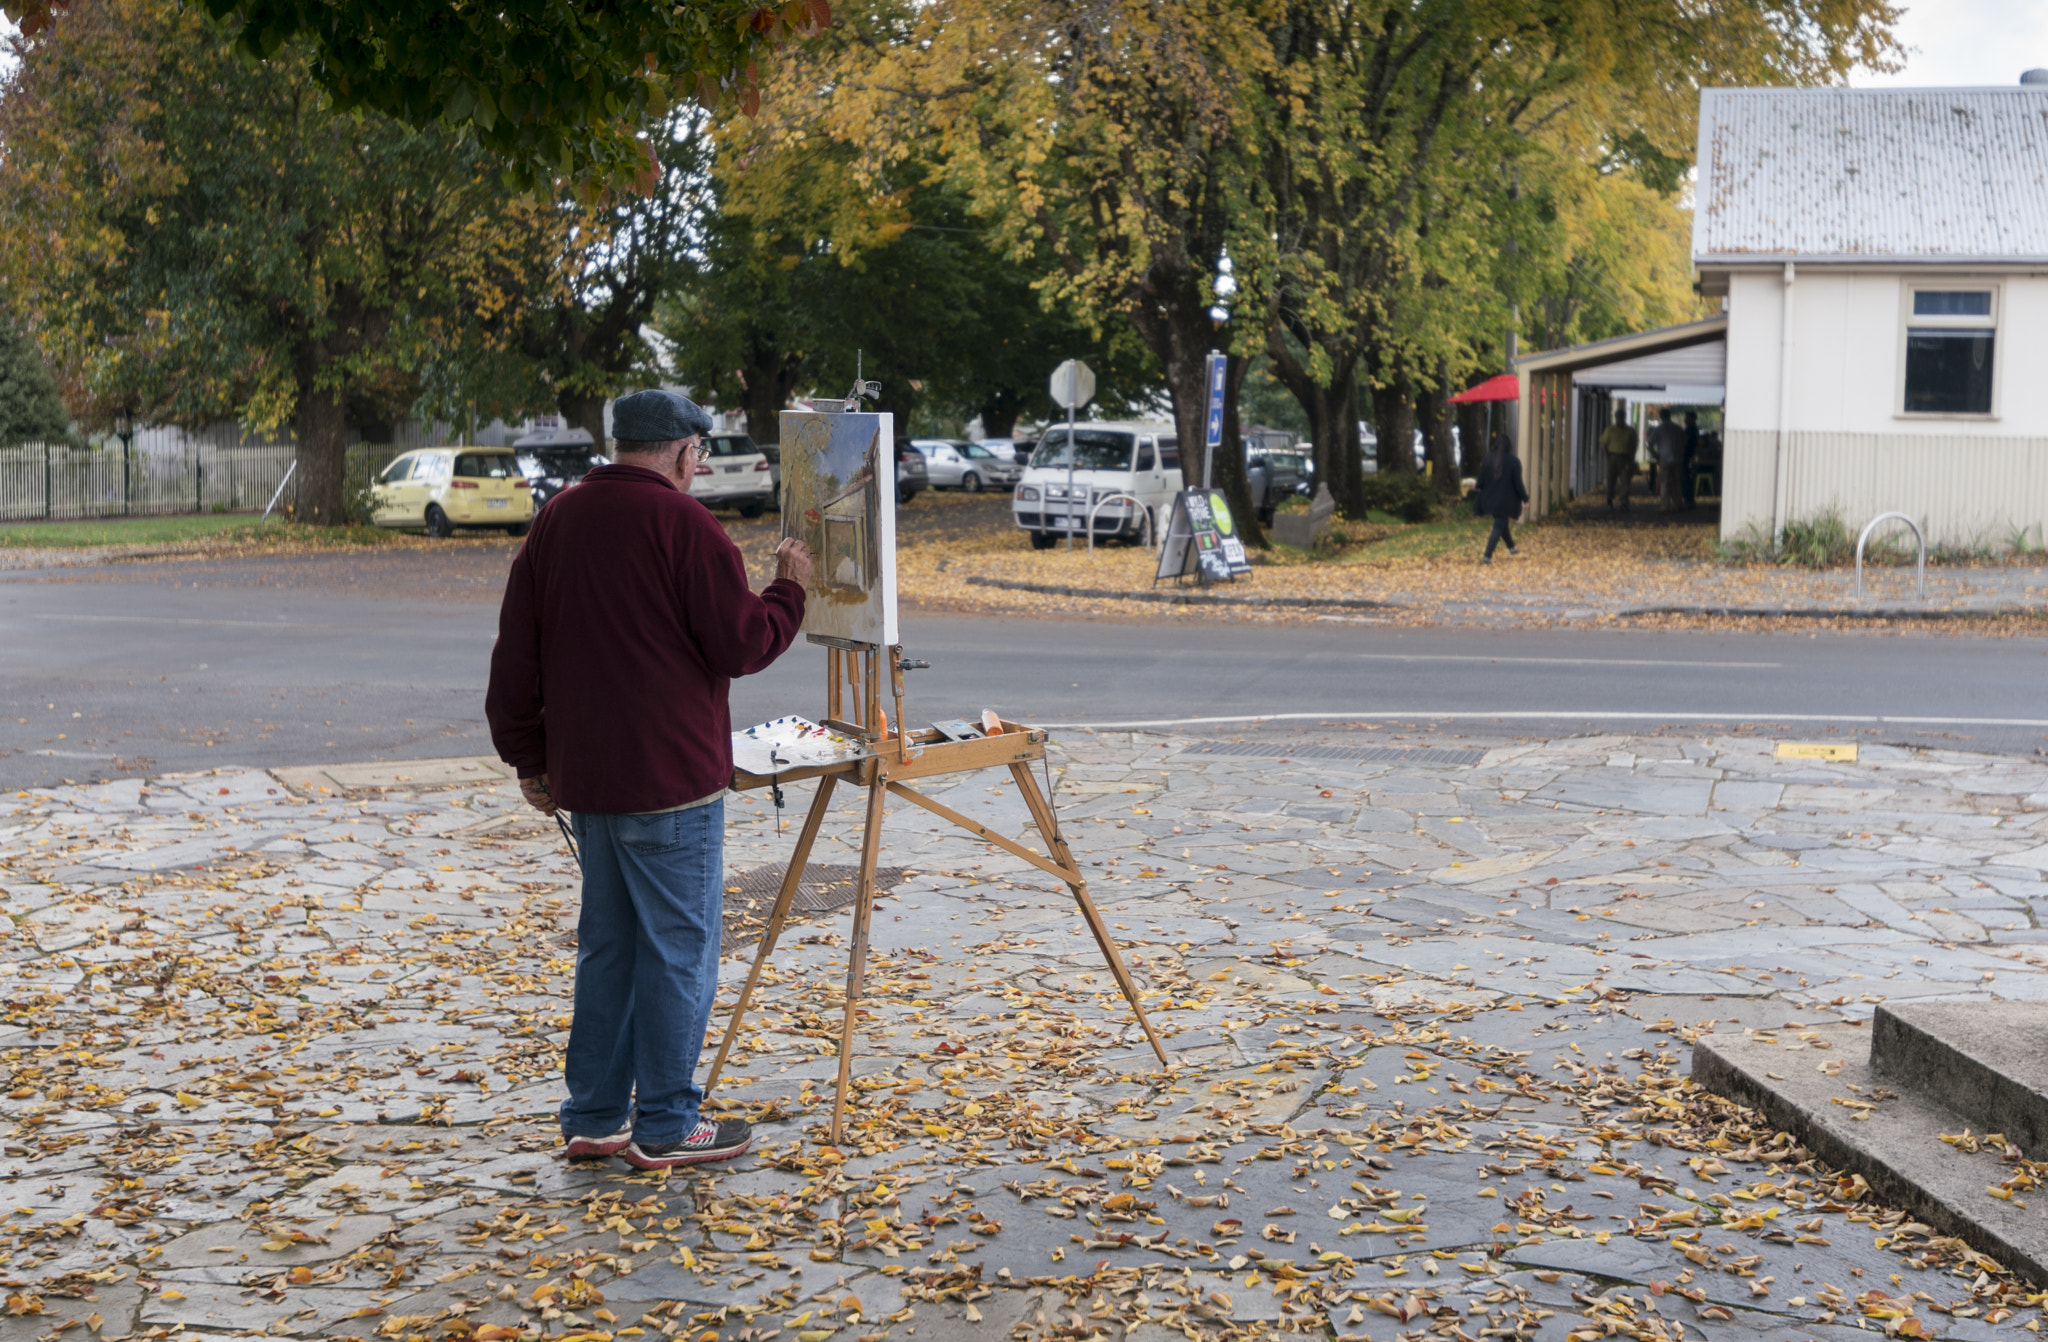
[1358,471,1438,523]
[1776,510,1852,568]
[1716,509,1852,567]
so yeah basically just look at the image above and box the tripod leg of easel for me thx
[831,776,888,1144]
[1007,763,1172,1069]
[704,775,838,1096]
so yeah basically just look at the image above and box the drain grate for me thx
[1182,740,1486,767]
[721,862,909,951]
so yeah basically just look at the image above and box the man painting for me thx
[486,389,813,1169]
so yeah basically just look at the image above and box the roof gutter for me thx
[1696,253,2048,267]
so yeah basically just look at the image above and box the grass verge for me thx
[0,513,404,550]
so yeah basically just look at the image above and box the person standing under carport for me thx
[1600,407,1636,511]
[1654,407,1686,512]
[486,388,813,1170]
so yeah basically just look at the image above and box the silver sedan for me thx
[912,440,1023,492]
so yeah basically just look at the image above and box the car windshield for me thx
[706,436,758,458]
[453,453,516,479]
[517,451,602,478]
[962,445,995,460]
[1031,430,1134,471]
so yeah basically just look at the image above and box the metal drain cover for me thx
[722,862,909,951]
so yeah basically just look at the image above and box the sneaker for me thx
[564,1125,633,1160]
[623,1119,753,1169]
[1480,555,1492,564]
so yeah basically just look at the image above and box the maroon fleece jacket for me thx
[485,463,806,814]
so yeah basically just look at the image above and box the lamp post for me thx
[113,409,134,516]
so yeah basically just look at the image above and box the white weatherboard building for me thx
[1693,80,2048,545]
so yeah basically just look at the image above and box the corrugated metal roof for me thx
[1571,340,1726,388]
[1515,316,1727,375]
[1693,86,2048,264]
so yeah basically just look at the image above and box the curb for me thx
[962,575,1397,611]
[1693,1027,2048,1283]
[1620,604,2046,621]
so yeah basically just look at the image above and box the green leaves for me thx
[137,0,829,193]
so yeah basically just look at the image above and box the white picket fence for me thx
[0,440,300,523]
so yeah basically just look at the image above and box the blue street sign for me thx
[1203,352,1227,448]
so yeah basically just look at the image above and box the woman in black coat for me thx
[1475,433,1528,562]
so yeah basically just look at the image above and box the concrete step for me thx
[1872,1000,2048,1153]
[1693,1022,2048,1283]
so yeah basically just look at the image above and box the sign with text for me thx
[1155,488,1250,584]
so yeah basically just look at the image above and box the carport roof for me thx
[1513,316,1728,379]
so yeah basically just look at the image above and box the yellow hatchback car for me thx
[370,448,535,537]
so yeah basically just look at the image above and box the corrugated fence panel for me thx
[0,443,297,523]
[1721,430,2048,543]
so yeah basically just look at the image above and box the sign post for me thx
[1049,359,1096,550]
[1201,350,1226,490]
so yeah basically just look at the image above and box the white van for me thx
[1013,423,1182,549]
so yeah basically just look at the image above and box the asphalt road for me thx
[5,549,2045,788]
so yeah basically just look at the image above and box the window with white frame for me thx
[1902,285,1997,415]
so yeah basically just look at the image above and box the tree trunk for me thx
[977,388,1023,441]
[560,391,609,449]
[742,348,804,443]
[1417,377,1458,497]
[1370,374,1416,476]
[1337,377,1365,518]
[294,383,349,525]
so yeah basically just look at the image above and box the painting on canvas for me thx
[778,409,897,644]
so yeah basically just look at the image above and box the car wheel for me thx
[961,472,981,493]
[1029,529,1058,550]
[425,505,453,538]
[505,522,529,538]
[898,488,914,506]
[739,502,764,518]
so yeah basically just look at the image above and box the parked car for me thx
[1013,423,1181,549]
[894,439,928,505]
[515,443,608,509]
[370,447,534,537]
[1245,447,1309,521]
[912,439,1024,492]
[758,443,781,501]
[693,432,776,517]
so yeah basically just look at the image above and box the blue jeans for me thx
[562,802,724,1145]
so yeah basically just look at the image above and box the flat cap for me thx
[612,388,713,443]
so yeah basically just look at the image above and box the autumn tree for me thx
[1,0,827,193]
[665,128,1155,443]
[763,0,1274,540]
[1251,0,1899,510]
[0,0,516,522]
[480,107,715,444]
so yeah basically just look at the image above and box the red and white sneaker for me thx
[563,1126,633,1160]
[622,1120,752,1169]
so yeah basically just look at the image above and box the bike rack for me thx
[1854,511,1925,599]
[1086,492,1153,554]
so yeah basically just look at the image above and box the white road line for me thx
[30,613,287,628]
[1353,654,1781,668]
[1053,710,2048,730]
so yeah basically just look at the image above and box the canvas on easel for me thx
[711,403,1169,1146]
[780,408,897,645]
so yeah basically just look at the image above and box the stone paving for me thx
[2,732,2047,1342]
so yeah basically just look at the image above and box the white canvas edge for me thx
[875,412,897,645]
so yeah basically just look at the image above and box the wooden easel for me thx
[706,637,1171,1143]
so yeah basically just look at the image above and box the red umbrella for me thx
[1447,373,1519,404]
